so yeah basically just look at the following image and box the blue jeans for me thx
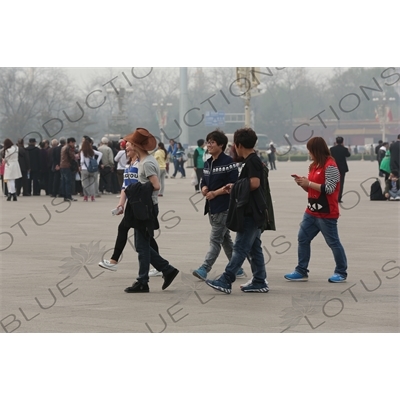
[296,213,348,277]
[202,211,233,272]
[60,168,72,199]
[222,216,266,284]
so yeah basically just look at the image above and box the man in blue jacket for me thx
[193,129,242,281]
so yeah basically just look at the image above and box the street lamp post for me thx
[152,100,173,144]
[236,67,263,129]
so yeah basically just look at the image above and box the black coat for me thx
[330,145,350,174]
[390,141,400,172]
[25,145,41,172]
[18,146,30,172]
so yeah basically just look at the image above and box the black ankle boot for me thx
[7,193,11,201]
[12,193,17,201]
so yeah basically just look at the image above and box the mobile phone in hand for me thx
[291,174,300,178]
[111,207,121,216]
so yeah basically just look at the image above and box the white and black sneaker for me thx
[99,260,118,271]
[240,280,269,293]
[149,268,162,277]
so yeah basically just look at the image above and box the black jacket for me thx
[226,177,267,232]
[330,145,350,174]
[124,181,159,237]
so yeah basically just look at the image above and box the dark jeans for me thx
[194,168,203,191]
[134,228,174,284]
[111,219,159,262]
[60,168,72,200]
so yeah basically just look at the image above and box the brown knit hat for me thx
[123,128,157,152]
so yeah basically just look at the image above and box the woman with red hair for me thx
[285,136,348,283]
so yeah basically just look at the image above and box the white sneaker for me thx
[99,260,118,271]
[396,196,400,201]
[240,279,269,289]
[149,268,162,277]
[390,196,395,200]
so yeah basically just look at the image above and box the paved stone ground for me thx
[0,160,399,333]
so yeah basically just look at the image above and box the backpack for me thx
[84,157,99,173]
[370,180,385,201]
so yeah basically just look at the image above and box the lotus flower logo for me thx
[280,291,327,331]
[59,241,107,277]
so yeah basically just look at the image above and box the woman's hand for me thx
[295,176,309,189]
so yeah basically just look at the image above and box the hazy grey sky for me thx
[64,67,338,87]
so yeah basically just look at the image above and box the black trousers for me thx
[339,172,346,202]
[16,171,30,196]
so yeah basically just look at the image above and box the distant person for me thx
[60,137,78,202]
[2,138,22,201]
[114,140,128,196]
[379,145,391,181]
[51,137,66,198]
[173,142,186,178]
[80,137,103,202]
[330,136,351,203]
[15,138,30,197]
[268,142,277,170]
[98,137,114,194]
[154,142,168,197]
[375,140,384,176]
[39,140,51,195]
[25,138,41,195]
[384,170,400,200]
[193,139,205,193]
[167,139,178,178]
[389,134,400,173]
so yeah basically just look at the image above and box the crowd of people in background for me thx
[0,136,128,202]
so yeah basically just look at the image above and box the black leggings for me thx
[111,218,159,262]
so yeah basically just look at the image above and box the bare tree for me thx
[0,67,76,141]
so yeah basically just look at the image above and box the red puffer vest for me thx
[305,158,340,219]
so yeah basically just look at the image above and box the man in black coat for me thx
[51,137,66,197]
[389,134,400,173]
[25,138,41,195]
[330,137,351,203]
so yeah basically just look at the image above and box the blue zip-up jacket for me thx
[201,152,238,215]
